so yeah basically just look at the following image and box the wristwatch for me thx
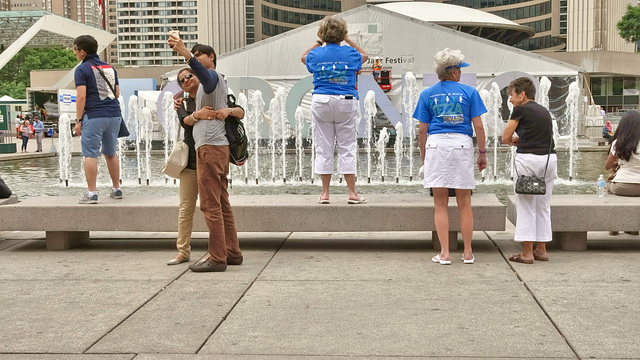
[230,108,234,116]
[191,114,200,122]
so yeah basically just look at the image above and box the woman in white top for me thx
[605,110,640,197]
[605,110,640,235]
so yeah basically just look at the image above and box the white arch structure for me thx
[0,11,115,88]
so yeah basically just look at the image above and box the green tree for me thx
[617,4,640,45]
[0,80,27,99]
[0,46,77,97]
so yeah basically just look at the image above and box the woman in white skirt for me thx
[413,49,487,265]
[502,77,557,264]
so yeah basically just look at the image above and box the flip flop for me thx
[509,254,534,264]
[461,254,475,264]
[533,254,549,261]
[317,197,329,204]
[431,254,451,265]
[347,196,367,204]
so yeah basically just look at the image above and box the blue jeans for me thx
[21,135,29,151]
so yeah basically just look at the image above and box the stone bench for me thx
[507,194,640,250]
[0,194,505,250]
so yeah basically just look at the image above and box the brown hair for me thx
[317,16,348,44]
[507,77,536,100]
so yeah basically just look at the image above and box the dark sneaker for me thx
[189,259,227,272]
[78,192,98,204]
[110,188,123,199]
[227,255,243,265]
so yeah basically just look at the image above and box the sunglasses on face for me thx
[178,73,194,85]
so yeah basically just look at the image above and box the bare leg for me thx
[343,174,359,200]
[533,242,548,260]
[320,174,331,201]
[456,189,474,260]
[520,241,535,261]
[104,154,120,188]
[432,188,450,261]
[84,157,98,192]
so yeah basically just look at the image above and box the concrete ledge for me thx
[588,137,608,146]
[0,194,505,250]
[507,195,640,250]
[0,195,18,205]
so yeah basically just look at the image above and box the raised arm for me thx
[344,35,368,63]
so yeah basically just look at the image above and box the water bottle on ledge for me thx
[597,174,606,197]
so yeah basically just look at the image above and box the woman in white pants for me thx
[502,77,557,264]
[301,16,368,204]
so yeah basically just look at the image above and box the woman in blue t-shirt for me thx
[413,48,487,265]
[301,16,368,205]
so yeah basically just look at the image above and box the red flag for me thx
[98,0,105,29]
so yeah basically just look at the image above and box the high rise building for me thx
[42,0,102,29]
[197,1,246,55]
[256,0,366,41]
[10,0,42,11]
[434,0,636,53]
[424,0,566,51]
[116,0,198,66]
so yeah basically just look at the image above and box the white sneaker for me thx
[78,192,98,204]
[110,188,123,199]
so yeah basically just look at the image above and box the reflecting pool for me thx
[0,149,609,204]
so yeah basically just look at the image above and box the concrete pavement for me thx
[1,223,639,359]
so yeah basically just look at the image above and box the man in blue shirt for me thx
[32,116,45,152]
[72,35,123,204]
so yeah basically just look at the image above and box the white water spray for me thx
[364,90,376,183]
[394,122,404,183]
[402,72,419,180]
[57,114,73,186]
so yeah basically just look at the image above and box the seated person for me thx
[602,120,613,144]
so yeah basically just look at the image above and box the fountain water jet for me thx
[376,127,390,182]
[394,122,404,183]
[295,106,305,182]
[402,72,419,181]
[161,91,178,184]
[57,114,73,186]
[117,95,127,185]
[364,90,376,183]
[248,90,264,184]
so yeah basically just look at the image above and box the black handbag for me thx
[515,174,547,195]
[0,178,12,199]
[514,135,553,196]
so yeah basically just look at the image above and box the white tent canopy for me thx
[164,4,582,138]
[218,4,581,82]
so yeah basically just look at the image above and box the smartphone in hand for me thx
[168,29,180,48]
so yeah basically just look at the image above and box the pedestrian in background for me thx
[32,116,45,152]
[19,120,33,153]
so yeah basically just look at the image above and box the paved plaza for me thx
[1,133,637,359]
[0,223,639,359]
